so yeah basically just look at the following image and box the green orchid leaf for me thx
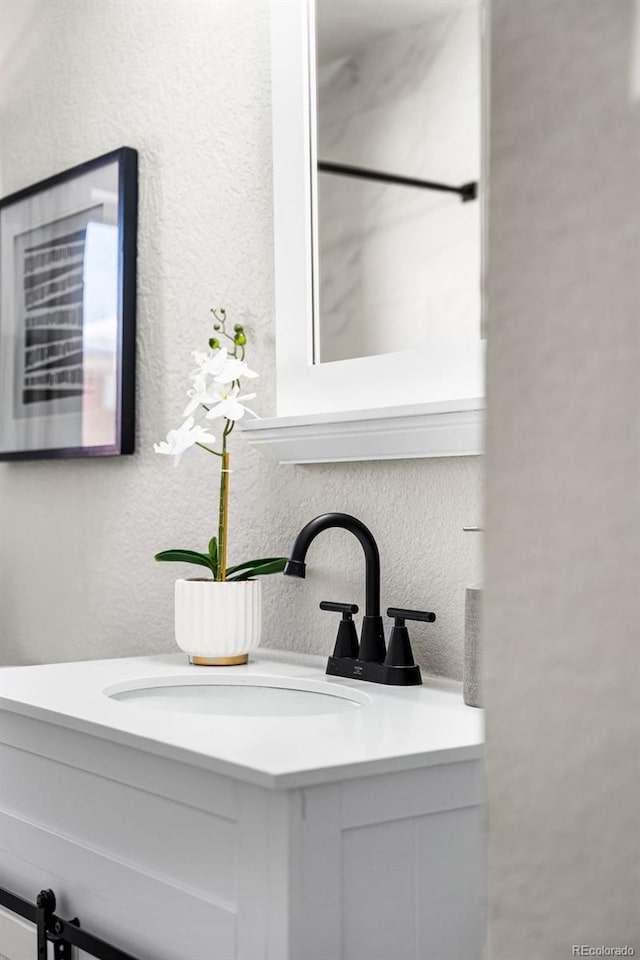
[208,537,218,567]
[225,557,285,577]
[226,558,288,581]
[155,549,215,574]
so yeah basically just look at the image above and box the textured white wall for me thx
[0,0,481,677]
[485,0,640,956]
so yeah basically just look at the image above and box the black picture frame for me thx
[0,147,137,460]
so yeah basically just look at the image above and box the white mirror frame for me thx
[241,0,486,464]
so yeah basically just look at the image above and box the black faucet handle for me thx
[384,607,436,669]
[320,601,359,617]
[387,607,436,624]
[320,601,359,658]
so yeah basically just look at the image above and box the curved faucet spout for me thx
[284,513,380,617]
[284,513,386,662]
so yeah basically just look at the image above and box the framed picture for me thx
[0,147,137,460]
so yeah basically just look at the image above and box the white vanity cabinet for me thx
[0,653,485,960]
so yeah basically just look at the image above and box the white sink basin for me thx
[0,651,483,785]
[104,674,370,717]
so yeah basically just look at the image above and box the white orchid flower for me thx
[214,357,259,384]
[204,386,258,422]
[154,417,216,466]
[183,376,216,418]
[190,347,228,380]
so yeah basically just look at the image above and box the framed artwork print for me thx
[0,147,137,460]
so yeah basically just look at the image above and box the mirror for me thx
[251,0,485,462]
[313,0,482,364]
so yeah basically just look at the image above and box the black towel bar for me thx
[317,160,478,202]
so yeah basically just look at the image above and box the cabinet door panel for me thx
[342,819,416,960]
[416,805,487,959]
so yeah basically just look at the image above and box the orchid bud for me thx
[234,332,247,346]
[209,337,221,349]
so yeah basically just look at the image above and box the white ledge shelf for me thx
[240,399,485,464]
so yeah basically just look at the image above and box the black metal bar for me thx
[0,885,37,923]
[53,938,72,960]
[35,890,72,960]
[36,889,51,960]
[0,885,142,960]
[317,160,478,202]
[47,913,138,960]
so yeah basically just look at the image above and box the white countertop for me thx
[0,649,484,789]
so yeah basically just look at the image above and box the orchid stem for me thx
[196,442,223,457]
[218,438,230,580]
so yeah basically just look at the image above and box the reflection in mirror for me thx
[314,0,481,364]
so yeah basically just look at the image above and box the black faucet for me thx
[283,512,386,662]
[284,513,436,686]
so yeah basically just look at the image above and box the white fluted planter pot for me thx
[174,579,262,665]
